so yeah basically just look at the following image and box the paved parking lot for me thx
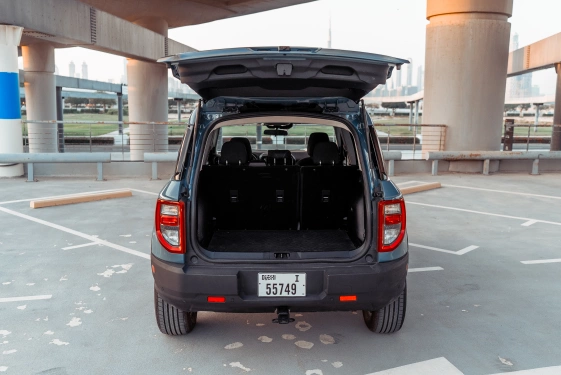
[1,173,560,374]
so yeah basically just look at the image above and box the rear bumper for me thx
[152,253,408,313]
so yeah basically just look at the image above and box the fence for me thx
[21,120,189,156]
[373,124,447,156]
[502,123,561,151]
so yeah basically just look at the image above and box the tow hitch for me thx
[273,306,294,324]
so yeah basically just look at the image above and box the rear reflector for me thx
[207,296,226,303]
[339,295,357,302]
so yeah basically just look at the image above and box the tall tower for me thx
[406,57,413,86]
[327,15,332,48]
[395,69,402,89]
[69,61,75,78]
[81,61,88,80]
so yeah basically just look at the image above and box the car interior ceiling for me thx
[195,123,366,253]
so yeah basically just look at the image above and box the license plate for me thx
[258,273,306,297]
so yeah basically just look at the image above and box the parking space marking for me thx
[408,267,444,273]
[410,243,479,255]
[0,206,150,260]
[442,184,561,200]
[0,295,52,303]
[407,201,561,226]
[62,242,99,251]
[521,220,538,227]
[521,259,561,265]
[365,357,463,374]
[129,188,159,196]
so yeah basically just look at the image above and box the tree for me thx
[504,104,518,116]
[91,98,116,112]
[66,97,89,109]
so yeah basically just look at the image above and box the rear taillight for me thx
[155,199,185,254]
[378,199,406,252]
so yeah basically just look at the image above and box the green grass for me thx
[21,113,189,137]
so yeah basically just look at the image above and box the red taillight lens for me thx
[155,199,185,254]
[378,199,406,252]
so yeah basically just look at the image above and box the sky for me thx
[25,0,561,95]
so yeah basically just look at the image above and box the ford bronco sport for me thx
[152,47,409,335]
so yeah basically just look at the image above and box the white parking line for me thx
[406,201,561,226]
[0,206,150,260]
[521,220,538,227]
[408,267,444,273]
[129,188,159,196]
[521,259,561,265]
[366,357,463,374]
[410,243,479,255]
[62,242,99,251]
[0,295,52,303]
[442,184,561,200]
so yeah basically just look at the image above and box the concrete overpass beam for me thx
[552,63,561,151]
[423,0,513,151]
[23,43,57,153]
[127,17,168,160]
[0,25,24,177]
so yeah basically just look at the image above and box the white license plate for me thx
[258,273,306,297]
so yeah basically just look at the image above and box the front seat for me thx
[297,132,330,166]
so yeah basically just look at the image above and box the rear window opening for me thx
[193,116,369,259]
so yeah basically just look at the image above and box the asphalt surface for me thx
[0,173,560,374]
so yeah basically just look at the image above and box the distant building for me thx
[507,33,534,99]
[81,62,88,80]
[417,65,424,91]
[69,61,75,78]
[395,69,402,88]
[120,57,127,84]
[406,58,413,87]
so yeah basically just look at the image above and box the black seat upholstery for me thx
[219,141,249,166]
[312,142,341,165]
[266,149,295,166]
[230,137,253,161]
[297,132,330,166]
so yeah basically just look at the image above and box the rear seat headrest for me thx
[267,149,294,166]
[219,141,249,165]
[312,142,341,165]
[230,137,252,160]
[307,132,330,156]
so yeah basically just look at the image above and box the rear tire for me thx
[362,283,406,333]
[154,288,197,335]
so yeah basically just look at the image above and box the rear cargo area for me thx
[195,163,366,253]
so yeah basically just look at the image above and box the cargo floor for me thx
[207,230,356,252]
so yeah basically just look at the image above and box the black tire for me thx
[362,283,406,333]
[154,288,197,335]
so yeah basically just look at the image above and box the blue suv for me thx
[152,47,409,335]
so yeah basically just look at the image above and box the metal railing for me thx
[502,123,561,151]
[373,124,447,157]
[21,120,189,156]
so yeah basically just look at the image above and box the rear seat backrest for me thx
[230,137,253,161]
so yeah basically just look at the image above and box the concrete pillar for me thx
[56,86,64,153]
[414,100,420,124]
[175,98,182,122]
[423,0,513,151]
[256,124,263,150]
[408,102,413,124]
[0,25,24,177]
[23,43,57,153]
[552,63,561,151]
[127,17,168,160]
